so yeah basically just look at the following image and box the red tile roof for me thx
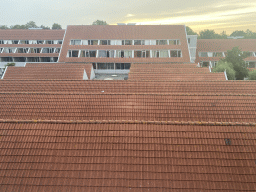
[0,80,256,94]
[197,39,256,52]
[3,63,93,80]
[0,121,255,191]
[0,92,255,122]
[0,29,65,40]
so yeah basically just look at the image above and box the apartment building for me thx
[0,29,65,67]
[196,39,256,68]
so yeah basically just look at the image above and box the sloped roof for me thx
[0,121,255,191]
[1,80,256,94]
[0,92,255,122]
[128,73,225,81]
[197,39,256,52]
[0,29,65,40]
[3,63,93,80]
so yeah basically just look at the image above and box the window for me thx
[169,39,180,45]
[29,40,37,44]
[122,40,132,45]
[12,40,19,44]
[117,50,132,58]
[160,50,169,57]
[170,50,181,57]
[199,52,208,57]
[19,40,29,44]
[134,50,150,58]
[0,40,3,44]
[116,63,130,70]
[156,40,167,45]
[67,50,79,57]
[55,48,61,53]
[97,63,114,70]
[45,40,53,44]
[30,48,41,53]
[88,40,98,45]
[134,40,145,45]
[152,50,160,57]
[42,48,55,53]
[80,50,96,57]
[100,40,111,45]
[70,40,82,45]
[37,40,43,44]
[115,40,122,45]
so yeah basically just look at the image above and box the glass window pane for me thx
[145,40,150,45]
[160,50,168,57]
[171,50,177,57]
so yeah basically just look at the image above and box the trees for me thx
[221,47,249,80]
[198,29,218,39]
[92,20,108,25]
[212,61,235,80]
[198,29,228,39]
[0,25,9,29]
[52,23,62,29]
[248,70,256,80]
[186,26,197,35]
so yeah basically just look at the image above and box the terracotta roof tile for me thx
[0,122,255,191]
[1,80,256,94]
[0,92,255,122]
[128,73,226,81]
[3,63,93,80]
[0,29,65,40]
[197,39,256,52]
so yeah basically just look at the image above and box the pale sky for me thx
[1,0,256,34]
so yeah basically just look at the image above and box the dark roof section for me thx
[0,29,65,40]
[0,121,255,191]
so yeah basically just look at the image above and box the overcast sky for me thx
[1,0,255,34]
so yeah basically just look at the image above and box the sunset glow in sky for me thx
[1,0,255,34]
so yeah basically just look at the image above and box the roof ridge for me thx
[0,119,255,126]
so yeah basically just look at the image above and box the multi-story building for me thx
[196,39,256,68]
[0,29,65,66]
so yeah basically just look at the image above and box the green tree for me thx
[219,31,228,39]
[230,30,246,37]
[92,20,108,25]
[52,23,62,29]
[198,29,219,39]
[40,25,50,29]
[221,47,249,80]
[248,70,256,80]
[0,25,9,29]
[10,24,26,29]
[25,21,38,29]
[212,61,235,80]
[186,26,197,35]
